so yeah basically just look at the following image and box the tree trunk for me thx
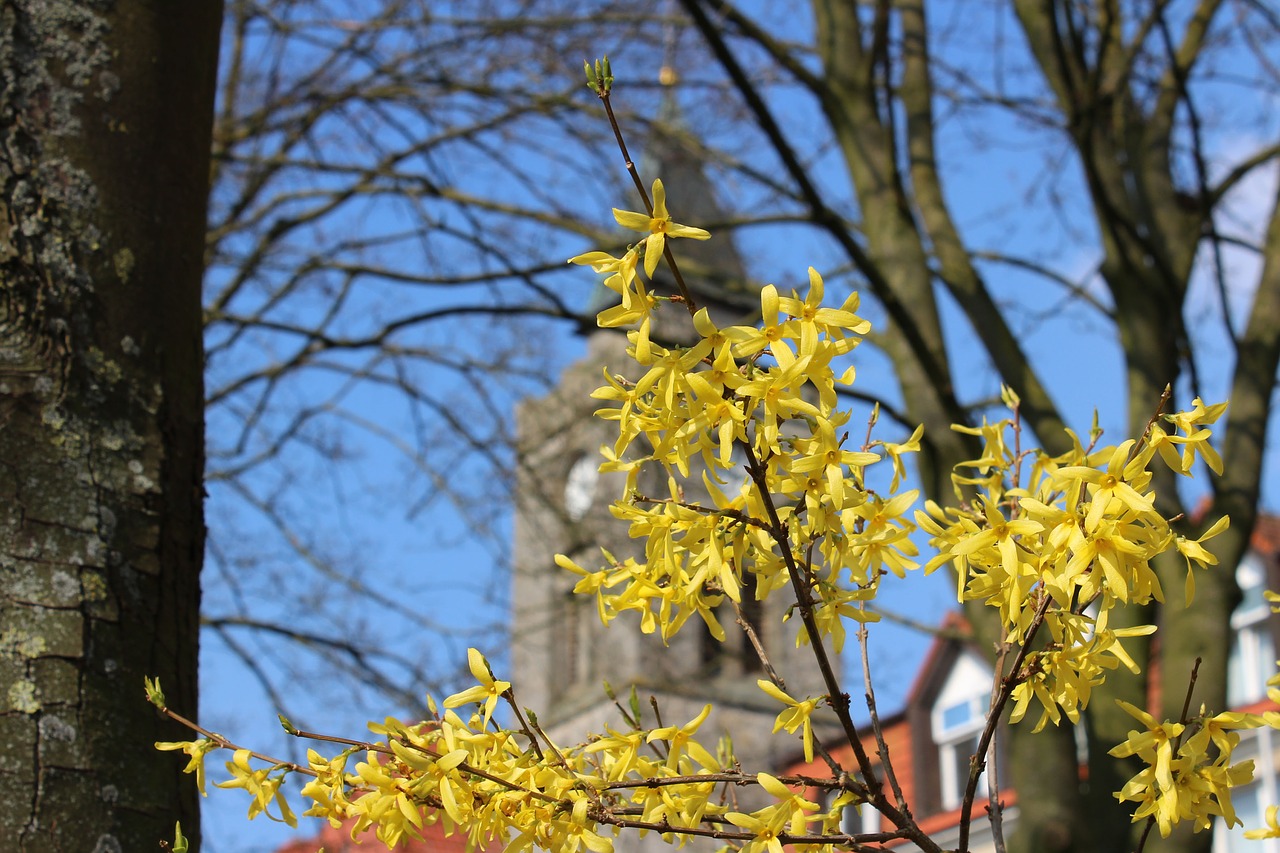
[0,2,220,850]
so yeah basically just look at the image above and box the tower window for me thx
[551,591,584,694]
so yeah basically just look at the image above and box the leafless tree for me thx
[201,0,661,726]
[202,2,1279,851]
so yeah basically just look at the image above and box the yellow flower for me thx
[776,267,870,357]
[583,725,647,781]
[442,648,511,726]
[299,749,354,826]
[725,809,786,853]
[757,680,821,762]
[1055,440,1155,532]
[155,738,220,796]
[1180,709,1263,763]
[568,248,639,289]
[647,704,720,772]
[1246,804,1280,839]
[803,587,879,653]
[1174,514,1229,603]
[215,749,297,826]
[1162,398,1227,475]
[549,797,614,853]
[724,284,798,359]
[1109,701,1183,780]
[757,772,821,835]
[596,277,657,329]
[790,416,880,510]
[841,491,920,581]
[877,423,924,493]
[1106,700,1256,837]
[951,497,1043,585]
[612,178,710,276]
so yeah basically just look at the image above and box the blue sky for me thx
[192,3,1280,850]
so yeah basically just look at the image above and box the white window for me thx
[937,716,984,811]
[1228,554,1276,706]
[825,786,879,838]
[848,794,879,837]
[1213,728,1280,853]
[932,650,994,810]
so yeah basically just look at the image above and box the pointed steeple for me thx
[644,79,758,318]
[584,66,758,340]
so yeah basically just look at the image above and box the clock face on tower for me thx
[564,455,599,521]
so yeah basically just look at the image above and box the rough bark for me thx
[0,1,220,850]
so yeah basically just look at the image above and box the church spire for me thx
[583,30,757,338]
[640,71,756,322]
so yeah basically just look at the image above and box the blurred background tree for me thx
[203,2,1278,852]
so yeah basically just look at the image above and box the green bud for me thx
[144,676,166,709]
[584,56,614,95]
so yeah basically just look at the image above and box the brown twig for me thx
[633,495,770,530]
[587,59,937,853]
[985,639,1011,853]
[1133,657,1202,853]
[502,686,546,761]
[732,597,845,779]
[157,704,313,777]
[595,83,699,314]
[739,441,942,853]
[957,592,1053,852]
[857,622,910,815]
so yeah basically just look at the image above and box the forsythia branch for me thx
[151,65,1280,853]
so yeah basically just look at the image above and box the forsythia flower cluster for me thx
[153,652,845,853]
[1109,589,1280,842]
[564,185,915,658]
[917,398,1230,733]
[1109,701,1258,838]
[156,171,1280,850]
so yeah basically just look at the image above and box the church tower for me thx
[510,67,832,833]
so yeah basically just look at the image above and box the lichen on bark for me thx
[0,0,218,849]
[0,0,111,403]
